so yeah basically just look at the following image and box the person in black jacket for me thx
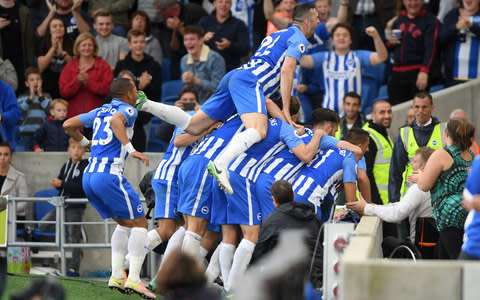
[32,98,69,151]
[251,180,323,289]
[39,138,89,277]
[114,29,162,152]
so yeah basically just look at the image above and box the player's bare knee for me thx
[133,217,148,228]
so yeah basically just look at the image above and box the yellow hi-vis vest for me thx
[400,122,445,197]
[363,123,393,204]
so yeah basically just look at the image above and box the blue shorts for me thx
[152,179,180,220]
[255,173,276,220]
[210,183,228,226]
[177,156,213,220]
[226,172,262,225]
[83,172,144,220]
[201,69,267,121]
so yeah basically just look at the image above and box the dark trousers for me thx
[435,227,464,260]
[458,250,480,260]
[388,69,428,106]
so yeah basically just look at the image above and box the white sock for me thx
[146,229,162,251]
[225,239,255,292]
[200,246,209,259]
[219,242,235,286]
[111,225,131,279]
[127,227,148,283]
[182,230,202,259]
[159,226,186,270]
[205,244,221,283]
[215,128,262,169]
[142,100,191,130]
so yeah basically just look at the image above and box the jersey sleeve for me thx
[464,157,480,200]
[311,51,327,66]
[279,121,304,150]
[342,151,358,183]
[78,108,100,128]
[315,23,330,41]
[285,31,308,62]
[175,110,196,136]
[118,104,138,127]
[355,50,374,66]
[358,157,366,171]
[319,135,339,150]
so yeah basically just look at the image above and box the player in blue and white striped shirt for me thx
[300,23,387,116]
[136,3,320,195]
[63,78,154,299]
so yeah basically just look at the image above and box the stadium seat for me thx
[161,80,183,103]
[146,117,168,152]
[162,57,172,82]
[361,63,387,114]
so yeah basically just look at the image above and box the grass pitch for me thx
[2,274,149,300]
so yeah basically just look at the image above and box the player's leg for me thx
[182,215,208,259]
[219,224,238,286]
[224,225,260,292]
[200,229,220,261]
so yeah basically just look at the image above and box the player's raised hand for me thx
[131,151,149,166]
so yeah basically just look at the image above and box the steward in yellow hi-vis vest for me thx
[363,121,393,204]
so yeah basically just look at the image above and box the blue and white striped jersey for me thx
[308,23,331,53]
[190,116,244,160]
[292,148,357,207]
[243,25,308,98]
[228,118,303,182]
[312,50,371,116]
[78,99,137,176]
[454,16,480,80]
[153,112,199,182]
[261,129,339,182]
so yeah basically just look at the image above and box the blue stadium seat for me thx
[161,80,183,103]
[146,117,168,152]
[162,57,172,82]
[361,63,387,114]
[430,84,444,93]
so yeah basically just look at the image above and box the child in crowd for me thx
[33,99,69,152]
[17,67,52,151]
[39,138,89,277]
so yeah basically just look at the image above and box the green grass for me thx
[2,274,151,300]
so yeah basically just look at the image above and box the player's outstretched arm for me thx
[336,141,362,160]
[63,116,91,148]
[263,0,290,29]
[280,56,297,125]
[291,128,325,162]
[356,169,371,203]
[110,112,150,166]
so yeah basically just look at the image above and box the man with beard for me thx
[335,91,366,140]
[35,0,90,41]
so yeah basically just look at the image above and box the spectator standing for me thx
[231,0,255,48]
[387,0,440,106]
[59,32,113,120]
[199,0,250,71]
[39,138,88,276]
[251,180,323,289]
[335,92,367,140]
[88,0,135,37]
[0,142,28,225]
[300,23,388,116]
[37,17,73,99]
[440,0,480,87]
[33,98,69,151]
[17,67,52,150]
[35,0,90,42]
[459,155,480,260]
[180,25,225,103]
[416,118,474,259]
[363,99,393,205]
[346,0,397,50]
[93,10,129,70]
[153,0,207,79]
[114,29,162,152]
[129,11,163,66]
[389,92,445,204]
[0,0,35,89]
[0,56,17,92]
[0,79,20,148]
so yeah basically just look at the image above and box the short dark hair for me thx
[24,66,40,80]
[93,10,113,23]
[178,86,199,102]
[371,99,390,113]
[414,91,433,105]
[311,108,340,126]
[127,29,146,42]
[110,78,134,99]
[343,91,361,105]
[183,25,205,38]
[344,128,369,145]
[292,3,315,24]
[272,96,301,116]
[331,22,353,39]
[0,142,12,154]
[270,180,294,205]
[129,11,151,36]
